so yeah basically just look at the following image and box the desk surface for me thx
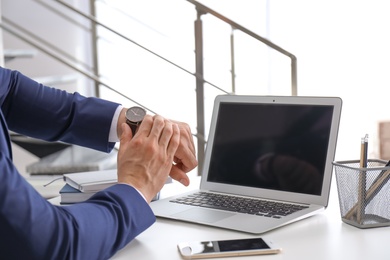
[47,175,389,260]
[110,177,390,260]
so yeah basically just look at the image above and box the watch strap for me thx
[126,119,139,136]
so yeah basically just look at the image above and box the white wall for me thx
[198,0,390,161]
[4,0,390,172]
[1,0,94,96]
[97,0,390,161]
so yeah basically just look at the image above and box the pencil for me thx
[356,134,368,224]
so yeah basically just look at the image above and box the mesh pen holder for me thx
[332,159,390,229]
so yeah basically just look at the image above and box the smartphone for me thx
[177,237,281,259]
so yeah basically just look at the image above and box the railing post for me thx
[291,56,298,96]
[90,0,100,97]
[230,27,236,94]
[194,9,206,176]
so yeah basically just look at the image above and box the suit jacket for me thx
[0,67,155,259]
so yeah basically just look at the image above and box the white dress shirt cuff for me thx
[108,105,123,143]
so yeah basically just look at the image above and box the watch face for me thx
[126,106,146,123]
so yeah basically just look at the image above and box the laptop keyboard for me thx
[170,192,309,219]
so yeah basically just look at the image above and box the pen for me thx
[360,134,368,168]
[357,134,368,224]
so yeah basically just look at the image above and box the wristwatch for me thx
[125,106,146,135]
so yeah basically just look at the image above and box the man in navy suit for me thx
[0,67,197,259]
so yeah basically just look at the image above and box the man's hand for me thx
[168,120,197,186]
[117,108,198,187]
[117,115,180,203]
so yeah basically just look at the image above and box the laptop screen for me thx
[206,102,334,196]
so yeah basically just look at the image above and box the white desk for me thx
[110,177,390,260]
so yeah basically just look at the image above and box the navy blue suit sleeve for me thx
[0,66,156,259]
[1,67,119,152]
[0,152,155,259]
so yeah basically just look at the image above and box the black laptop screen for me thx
[206,102,334,196]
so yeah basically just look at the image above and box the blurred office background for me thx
[2,0,390,177]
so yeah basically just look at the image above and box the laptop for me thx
[150,95,342,234]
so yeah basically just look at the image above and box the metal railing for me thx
[188,0,297,172]
[1,0,297,174]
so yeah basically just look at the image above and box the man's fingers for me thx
[158,120,173,148]
[149,115,165,138]
[172,120,196,156]
[174,147,198,173]
[135,114,153,137]
[169,164,190,186]
[166,123,180,158]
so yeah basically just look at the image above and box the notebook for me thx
[150,95,342,234]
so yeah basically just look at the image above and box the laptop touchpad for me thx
[172,208,235,223]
